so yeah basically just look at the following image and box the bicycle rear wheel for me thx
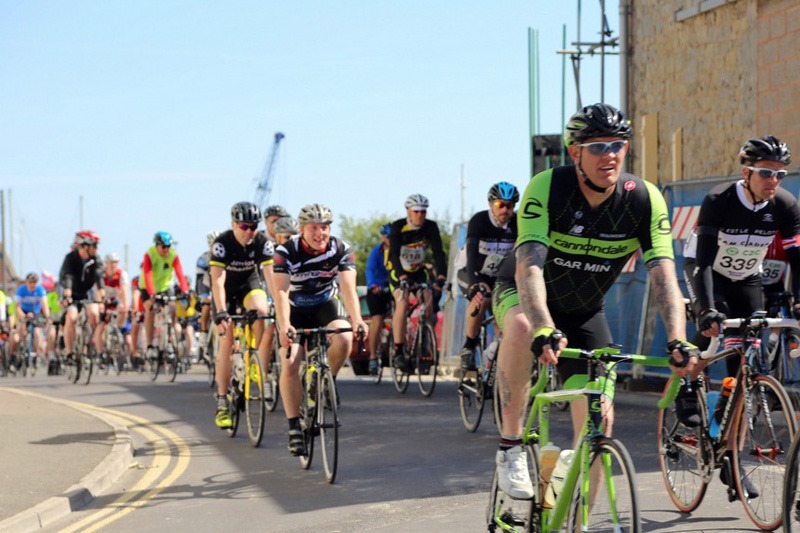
[732,374,797,531]
[458,371,485,432]
[417,322,437,397]
[566,438,640,533]
[319,369,339,483]
[657,378,709,513]
[784,432,800,532]
[486,443,539,532]
[245,352,266,447]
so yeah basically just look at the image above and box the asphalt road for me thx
[1,365,768,532]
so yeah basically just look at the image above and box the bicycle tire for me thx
[299,361,315,470]
[731,374,797,531]
[391,358,410,394]
[417,322,437,397]
[486,443,539,532]
[777,330,800,413]
[458,370,485,432]
[205,333,217,388]
[319,369,339,483]
[566,437,640,533]
[374,324,393,385]
[492,378,504,436]
[784,432,800,532]
[265,338,281,412]
[166,349,179,382]
[227,384,241,438]
[80,344,94,386]
[244,350,266,448]
[656,377,709,513]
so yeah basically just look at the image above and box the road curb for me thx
[0,390,134,533]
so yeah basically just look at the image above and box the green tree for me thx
[340,210,454,285]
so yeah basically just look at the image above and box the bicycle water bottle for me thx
[483,339,499,386]
[544,449,574,508]
[706,391,721,437]
[710,377,736,438]
[306,364,317,407]
[539,443,561,509]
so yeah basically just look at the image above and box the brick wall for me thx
[628,0,800,182]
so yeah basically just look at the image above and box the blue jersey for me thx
[15,284,46,314]
[366,243,389,289]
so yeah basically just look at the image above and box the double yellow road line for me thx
[5,388,191,532]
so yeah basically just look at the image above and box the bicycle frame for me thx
[514,347,677,533]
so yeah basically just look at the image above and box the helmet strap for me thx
[577,154,613,193]
[742,171,766,206]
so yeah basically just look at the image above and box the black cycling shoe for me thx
[460,348,478,372]
[288,428,306,457]
[720,458,760,499]
[674,389,701,427]
[392,353,407,370]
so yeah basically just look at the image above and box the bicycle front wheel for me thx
[657,378,709,512]
[265,338,281,412]
[299,363,315,470]
[486,443,539,532]
[245,352,266,447]
[80,348,94,386]
[784,432,800,532]
[732,374,797,531]
[417,322,437,397]
[391,359,410,394]
[566,438,640,533]
[458,370,485,432]
[166,349,179,383]
[319,369,339,483]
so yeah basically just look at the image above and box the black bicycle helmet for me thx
[564,103,632,147]
[487,182,520,203]
[231,201,262,223]
[739,135,791,166]
[264,205,289,218]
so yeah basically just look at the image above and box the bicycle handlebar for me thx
[530,346,680,408]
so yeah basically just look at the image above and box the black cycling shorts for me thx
[366,289,392,316]
[212,275,265,315]
[290,299,345,330]
[552,307,613,382]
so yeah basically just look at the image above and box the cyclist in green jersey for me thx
[492,103,697,499]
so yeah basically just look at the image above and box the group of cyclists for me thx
[2,101,798,521]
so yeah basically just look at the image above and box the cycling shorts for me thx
[366,288,392,316]
[289,299,346,330]
[213,285,267,316]
[388,269,429,293]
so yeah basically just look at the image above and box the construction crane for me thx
[253,132,285,211]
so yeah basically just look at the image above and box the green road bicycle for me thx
[226,311,271,448]
[658,313,798,531]
[488,345,678,533]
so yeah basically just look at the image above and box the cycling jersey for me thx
[762,232,788,289]
[694,180,800,312]
[458,209,517,289]
[517,166,672,314]
[366,243,390,289]
[209,230,274,292]
[273,235,356,307]
[59,250,105,299]
[104,267,130,302]
[388,218,447,277]
[196,251,211,296]
[0,291,6,322]
[139,246,189,295]
[15,284,46,315]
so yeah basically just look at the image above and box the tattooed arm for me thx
[645,258,686,342]
[514,241,555,332]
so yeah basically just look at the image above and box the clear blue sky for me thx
[1,1,619,282]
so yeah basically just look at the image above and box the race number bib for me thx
[480,253,505,277]
[399,245,426,272]
[761,259,787,286]
[713,244,767,280]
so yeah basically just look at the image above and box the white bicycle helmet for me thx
[297,203,333,225]
[206,230,221,247]
[404,193,429,210]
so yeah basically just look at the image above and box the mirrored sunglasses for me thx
[746,166,787,180]
[578,140,628,156]
[492,200,515,210]
[238,222,259,231]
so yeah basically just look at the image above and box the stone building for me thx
[623,0,800,183]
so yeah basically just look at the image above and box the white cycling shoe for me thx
[496,445,534,500]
